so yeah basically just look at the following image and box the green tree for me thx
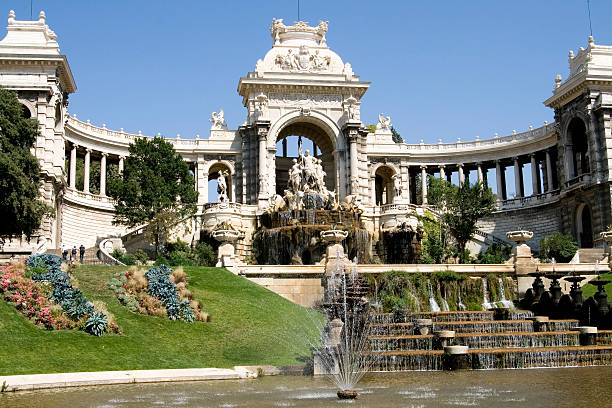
[108,137,198,256]
[0,87,53,242]
[427,177,497,263]
[539,233,578,263]
[390,126,403,143]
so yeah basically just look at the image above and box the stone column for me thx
[530,154,539,195]
[546,149,554,190]
[196,156,207,205]
[421,166,428,205]
[482,166,489,188]
[477,163,483,184]
[566,144,575,179]
[100,152,107,196]
[256,122,270,207]
[348,130,359,196]
[458,164,464,186]
[404,165,411,204]
[496,160,504,201]
[439,165,445,180]
[513,157,524,198]
[69,144,77,189]
[118,155,125,175]
[83,149,91,193]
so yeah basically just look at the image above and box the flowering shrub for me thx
[0,254,122,335]
[109,265,210,322]
[1,264,76,330]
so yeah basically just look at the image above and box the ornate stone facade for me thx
[1,12,611,260]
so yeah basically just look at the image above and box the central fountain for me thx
[313,230,373,399]
[253,141,372,265]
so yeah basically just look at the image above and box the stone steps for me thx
[364,308,605,371]
[367,346,612,371]
[370,331,584,351]
[576,248,606,263]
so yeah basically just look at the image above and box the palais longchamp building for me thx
[1,11,612,263]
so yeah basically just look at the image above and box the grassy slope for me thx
[582,272,612,299]
[0,266,323,375]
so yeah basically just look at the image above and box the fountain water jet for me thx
[314,234,374,399]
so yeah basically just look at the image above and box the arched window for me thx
[374,165,396,205]
[567,118,589,179]
[576,203,593,248]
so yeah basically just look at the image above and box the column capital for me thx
[438,164,446,169]
[101,152,108,157]
[85,148,92,154]
[457,162,464,168]
[420,165,428,170]
[71,143,79,150]
[119,155,126,160]
[529,152,536,158]
[513,156,520,162]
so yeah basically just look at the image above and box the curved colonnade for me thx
[62,115,565,252]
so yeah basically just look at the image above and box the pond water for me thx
[3,367,612,407]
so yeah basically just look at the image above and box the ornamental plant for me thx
[21,254,121,335]
[109,265,209,322]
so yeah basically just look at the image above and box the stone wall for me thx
[246,277,323,307]
[60,200,124,250]
[478,204,561,253]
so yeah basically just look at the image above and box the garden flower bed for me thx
[1,255,121,336]
[109,265,210,322]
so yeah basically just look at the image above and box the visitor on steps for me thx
[79,244,85,263]
[62,247,68,262]
[71,246,77,265]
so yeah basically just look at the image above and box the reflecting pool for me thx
[2,367,612,407]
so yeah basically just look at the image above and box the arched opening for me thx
[567,118,589,178]
[54,103,62,131]
[576,203,593,248]
[20,103,32,119]
[374,165,396,205]
[207,162,232,203]
[274,121,336,196]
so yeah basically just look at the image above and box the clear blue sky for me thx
[6,1,612,144]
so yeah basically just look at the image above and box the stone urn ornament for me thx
[600,230,612,244]
[212,227,241,267]
[506,230,534,245]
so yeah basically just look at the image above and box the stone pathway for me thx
[0,366,280,392]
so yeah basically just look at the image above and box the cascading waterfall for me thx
[498,278,514,308]
[482,278,493,310]
[457,287,467,311]
[427,279,441,312]
[442,296,450,312]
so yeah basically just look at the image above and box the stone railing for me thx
[380,203,419,214]
[63,187,116,210]
[499,189,560,210]
[400,123,555,152]
[202,202,245,212]
[98,238,125,266]
[66,116,236,148]
[473,230,512,246]
[564,173,592,189]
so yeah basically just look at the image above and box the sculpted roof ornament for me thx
[270,19,328,46]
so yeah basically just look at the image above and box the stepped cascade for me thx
[367,309,612,371]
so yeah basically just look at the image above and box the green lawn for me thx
[582,272,612,299]
[0,265,323,375]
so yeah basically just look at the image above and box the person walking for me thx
[79,244,85,263]
[71,246,77,265]
[62,246,68,262]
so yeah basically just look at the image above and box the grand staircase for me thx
[367,310,612,370]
